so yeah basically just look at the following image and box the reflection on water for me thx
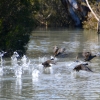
[15,78,22,94]
[0,28,100,99]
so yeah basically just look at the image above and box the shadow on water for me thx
[0,28,100,100]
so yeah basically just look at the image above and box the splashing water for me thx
[38,63,44,72]
[0,51,6,66]
[21,55,30,68]
[15,78,22,94]
[32,69,40,78]
[38,56,56,74]
[11,52,19,66]
[14,65,22,78]
[21,55,27,63]
[43,67,53,74]
[71,70,78,78]
[38,56,47,63]
[11,52,31,78]
[0,67,3,76]
[32,69,40,82]
[0,51,6,76]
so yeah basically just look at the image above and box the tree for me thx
[85,0,99,21]
[0,0,40,56]
[85,0,100,33]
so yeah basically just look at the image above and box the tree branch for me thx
[85,0,99,21]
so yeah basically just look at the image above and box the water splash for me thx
[14,65,22,78]
[32,69,40,82]
[38,63,44,72]
[20,55,31,75]
[0,51,6,66]
[15,78,22,94]
[71,70,78,78]
[11,52,19,66]
[43,67,53,74]
[32,69,40,78]
[0,51,6,76]
[0,67,3,76]
[38,56,47,63]
[67,60,86,69]
[21,55,30,69]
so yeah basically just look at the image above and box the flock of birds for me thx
[0,45,100,79]
[42,45,100,73]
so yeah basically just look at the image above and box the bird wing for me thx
[81,64,93,72]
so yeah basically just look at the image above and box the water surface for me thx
[0,28,100,100]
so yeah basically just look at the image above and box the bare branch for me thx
[85,0,99,21]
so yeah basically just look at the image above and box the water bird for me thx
[73,63,93,72]
[53,46,67,57]
[82,52,98,61]
[53,46,59,55]
[42,57,55,68]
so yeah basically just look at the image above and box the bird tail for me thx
[87,67,94,72]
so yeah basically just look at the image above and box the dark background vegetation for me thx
[0,0,99,57]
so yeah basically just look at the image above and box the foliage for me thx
[83,2,100,29]
[35,0,70,27]
[0,0,39,55]
[0,0,99,56]
[36,0,100,28]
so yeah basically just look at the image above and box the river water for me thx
[0,27,100,100]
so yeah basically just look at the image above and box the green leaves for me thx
[0,0,39,53]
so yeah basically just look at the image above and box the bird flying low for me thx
[73,63,93,72]
[42,56,56,68]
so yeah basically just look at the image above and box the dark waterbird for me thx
[73,63,93,72]
[82,52,97,61]
[53,46,67,57]
[42,57,55,68]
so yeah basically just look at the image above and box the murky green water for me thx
[0,27,100,100]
